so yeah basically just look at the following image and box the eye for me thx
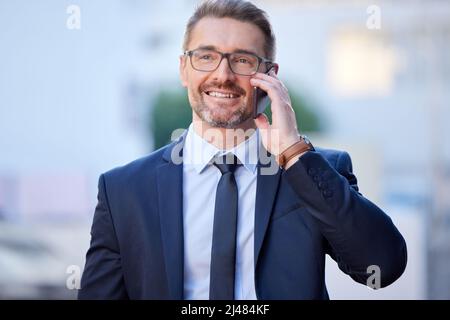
[199,54,212,60]
[236,57,250,64]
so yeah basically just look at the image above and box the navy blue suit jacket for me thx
[79,134,407,299]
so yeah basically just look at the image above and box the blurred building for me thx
[0,0,449,298]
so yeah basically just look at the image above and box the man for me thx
[79,0,407,300]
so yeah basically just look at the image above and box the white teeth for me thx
[207,91,238,98]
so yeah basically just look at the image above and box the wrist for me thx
[278,135,301,155]
[276,135,314,169]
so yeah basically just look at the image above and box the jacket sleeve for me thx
[78,174,129,299]
[283,150,407,288]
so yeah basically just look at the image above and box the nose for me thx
[210,56,236,82]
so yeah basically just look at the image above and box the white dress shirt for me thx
[182,123,259,300]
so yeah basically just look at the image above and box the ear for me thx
[179,55,188,88]
[272,63,279,75]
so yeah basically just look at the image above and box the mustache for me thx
[199,80,246,96]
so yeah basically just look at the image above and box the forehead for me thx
[188,17,266,56]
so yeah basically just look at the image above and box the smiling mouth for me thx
[204,91,241,99]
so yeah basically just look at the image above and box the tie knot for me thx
[213,154,241,174]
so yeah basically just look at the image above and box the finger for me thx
[252,71,279,83]
[254,113,270,130]
[250,77,279,103]
[268,68,279,79]
[254,70,289,96]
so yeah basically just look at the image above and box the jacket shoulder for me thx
[313,146,357,190]
[314,147,351,168]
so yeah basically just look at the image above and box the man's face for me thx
[180,17,267,128]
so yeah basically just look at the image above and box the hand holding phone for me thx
[251,65,302,162]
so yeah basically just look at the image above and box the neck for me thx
[192,116,257,150]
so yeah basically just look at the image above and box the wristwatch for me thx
[277,135,314,168]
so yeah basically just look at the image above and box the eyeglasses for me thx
[184,48,273,76]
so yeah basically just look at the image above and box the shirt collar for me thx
[183,123,259,174]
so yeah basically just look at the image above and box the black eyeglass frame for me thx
[184,48,274,76]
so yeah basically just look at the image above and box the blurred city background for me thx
[0,0,449,299]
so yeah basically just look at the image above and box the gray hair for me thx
[183,0,276,60]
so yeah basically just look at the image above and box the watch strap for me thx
[277,135,314,168]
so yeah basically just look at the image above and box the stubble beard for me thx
[190,81,253,129]
[193,97,252,129]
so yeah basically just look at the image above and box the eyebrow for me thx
[195,45,260,57]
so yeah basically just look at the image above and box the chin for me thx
[206,111,252,129]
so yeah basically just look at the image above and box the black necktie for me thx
[209,153,240,300]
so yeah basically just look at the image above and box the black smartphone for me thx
[252,68,273,119]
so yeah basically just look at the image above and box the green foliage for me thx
[150,86,321,150]
[150,89,192,150]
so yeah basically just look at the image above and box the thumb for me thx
[254,113,270,130]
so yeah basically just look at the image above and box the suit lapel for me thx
[155,130,281,297]
[254,147,282,268]
[156,133,186,299]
